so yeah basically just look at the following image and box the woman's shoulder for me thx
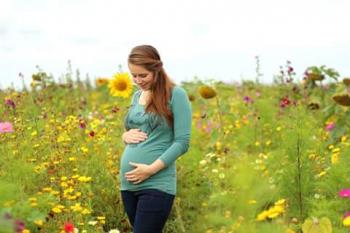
[170,85,189,104]
[171,85,187,96]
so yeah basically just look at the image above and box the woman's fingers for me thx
[124,129,148,143]
[125,175,141,182]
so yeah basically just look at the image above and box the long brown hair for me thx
[128,45,175,127]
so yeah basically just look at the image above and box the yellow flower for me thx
[82,208,92,215]
[274,199,286,206]
[30,202,38,207]
[341,135,347,142]
[70,203,83,212]
[64,187,74,194]
[52,204,65,213]
[256,210,269,221]
[331,153,339,164]
[108,72,133,98]
[28,197,37,202]
[198,86,217,99]
[95,77,109,87]
[97,216,105,224]
[78,176,92,182]
[333,93,350,106]
[81,146,89,154]
[256,199,286,221]
[42,187,52,192]
[332,148,340,153]
[343,216,350,226]
[34,219,44,226]
[317,171,327,177]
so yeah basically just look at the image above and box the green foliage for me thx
[2,66,350,232]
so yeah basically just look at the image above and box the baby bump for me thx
[120,145,163,175]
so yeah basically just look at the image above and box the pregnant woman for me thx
[119,45,192,233]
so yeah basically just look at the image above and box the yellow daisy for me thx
[108,72,133,98]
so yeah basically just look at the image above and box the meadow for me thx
[1,63,350,233]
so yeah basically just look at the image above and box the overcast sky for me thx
[1,0,349,89]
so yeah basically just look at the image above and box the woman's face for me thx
[128,63,154,91]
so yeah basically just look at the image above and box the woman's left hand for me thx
[125,162,155,184]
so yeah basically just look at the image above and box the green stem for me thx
[296,118,304,232]
[215,96,223,134]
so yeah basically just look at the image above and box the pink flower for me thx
[14,219,25,233]
[339,189,350,198]
[344,211,350,219]
[325,122,335,132]
[5,99,16,109]
[0,122,14,133]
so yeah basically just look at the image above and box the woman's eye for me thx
[132,74,147,78]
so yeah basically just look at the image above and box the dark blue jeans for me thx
[121,189,175,233]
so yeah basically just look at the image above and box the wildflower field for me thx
[1,63,350,233]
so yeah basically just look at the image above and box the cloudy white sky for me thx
[0,0,349,89]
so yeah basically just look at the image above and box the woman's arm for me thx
[157,86,192,167]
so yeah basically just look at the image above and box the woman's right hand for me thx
[122,129,148,144]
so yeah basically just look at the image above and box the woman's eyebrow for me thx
[131,73,148,75]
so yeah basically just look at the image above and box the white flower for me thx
[199,160,207,166]
[88,221,98,226]
[109,229,120,233]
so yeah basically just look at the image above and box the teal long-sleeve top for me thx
[119,86,192,195]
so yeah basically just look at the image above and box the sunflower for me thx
[343,78,350,86]
[307,73,325,81]
[332,93,350,106]
[95,77,109,87]
[198,86,217,99]
[108,72,133,98]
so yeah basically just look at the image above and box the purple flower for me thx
[14,219,25,233]
[243,96,254,104]
[325,122,335,132]
[5,99,16,109]
[339,189,350,198]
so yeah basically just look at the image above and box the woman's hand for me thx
[122,129,148,144]
[125,162,155,184]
